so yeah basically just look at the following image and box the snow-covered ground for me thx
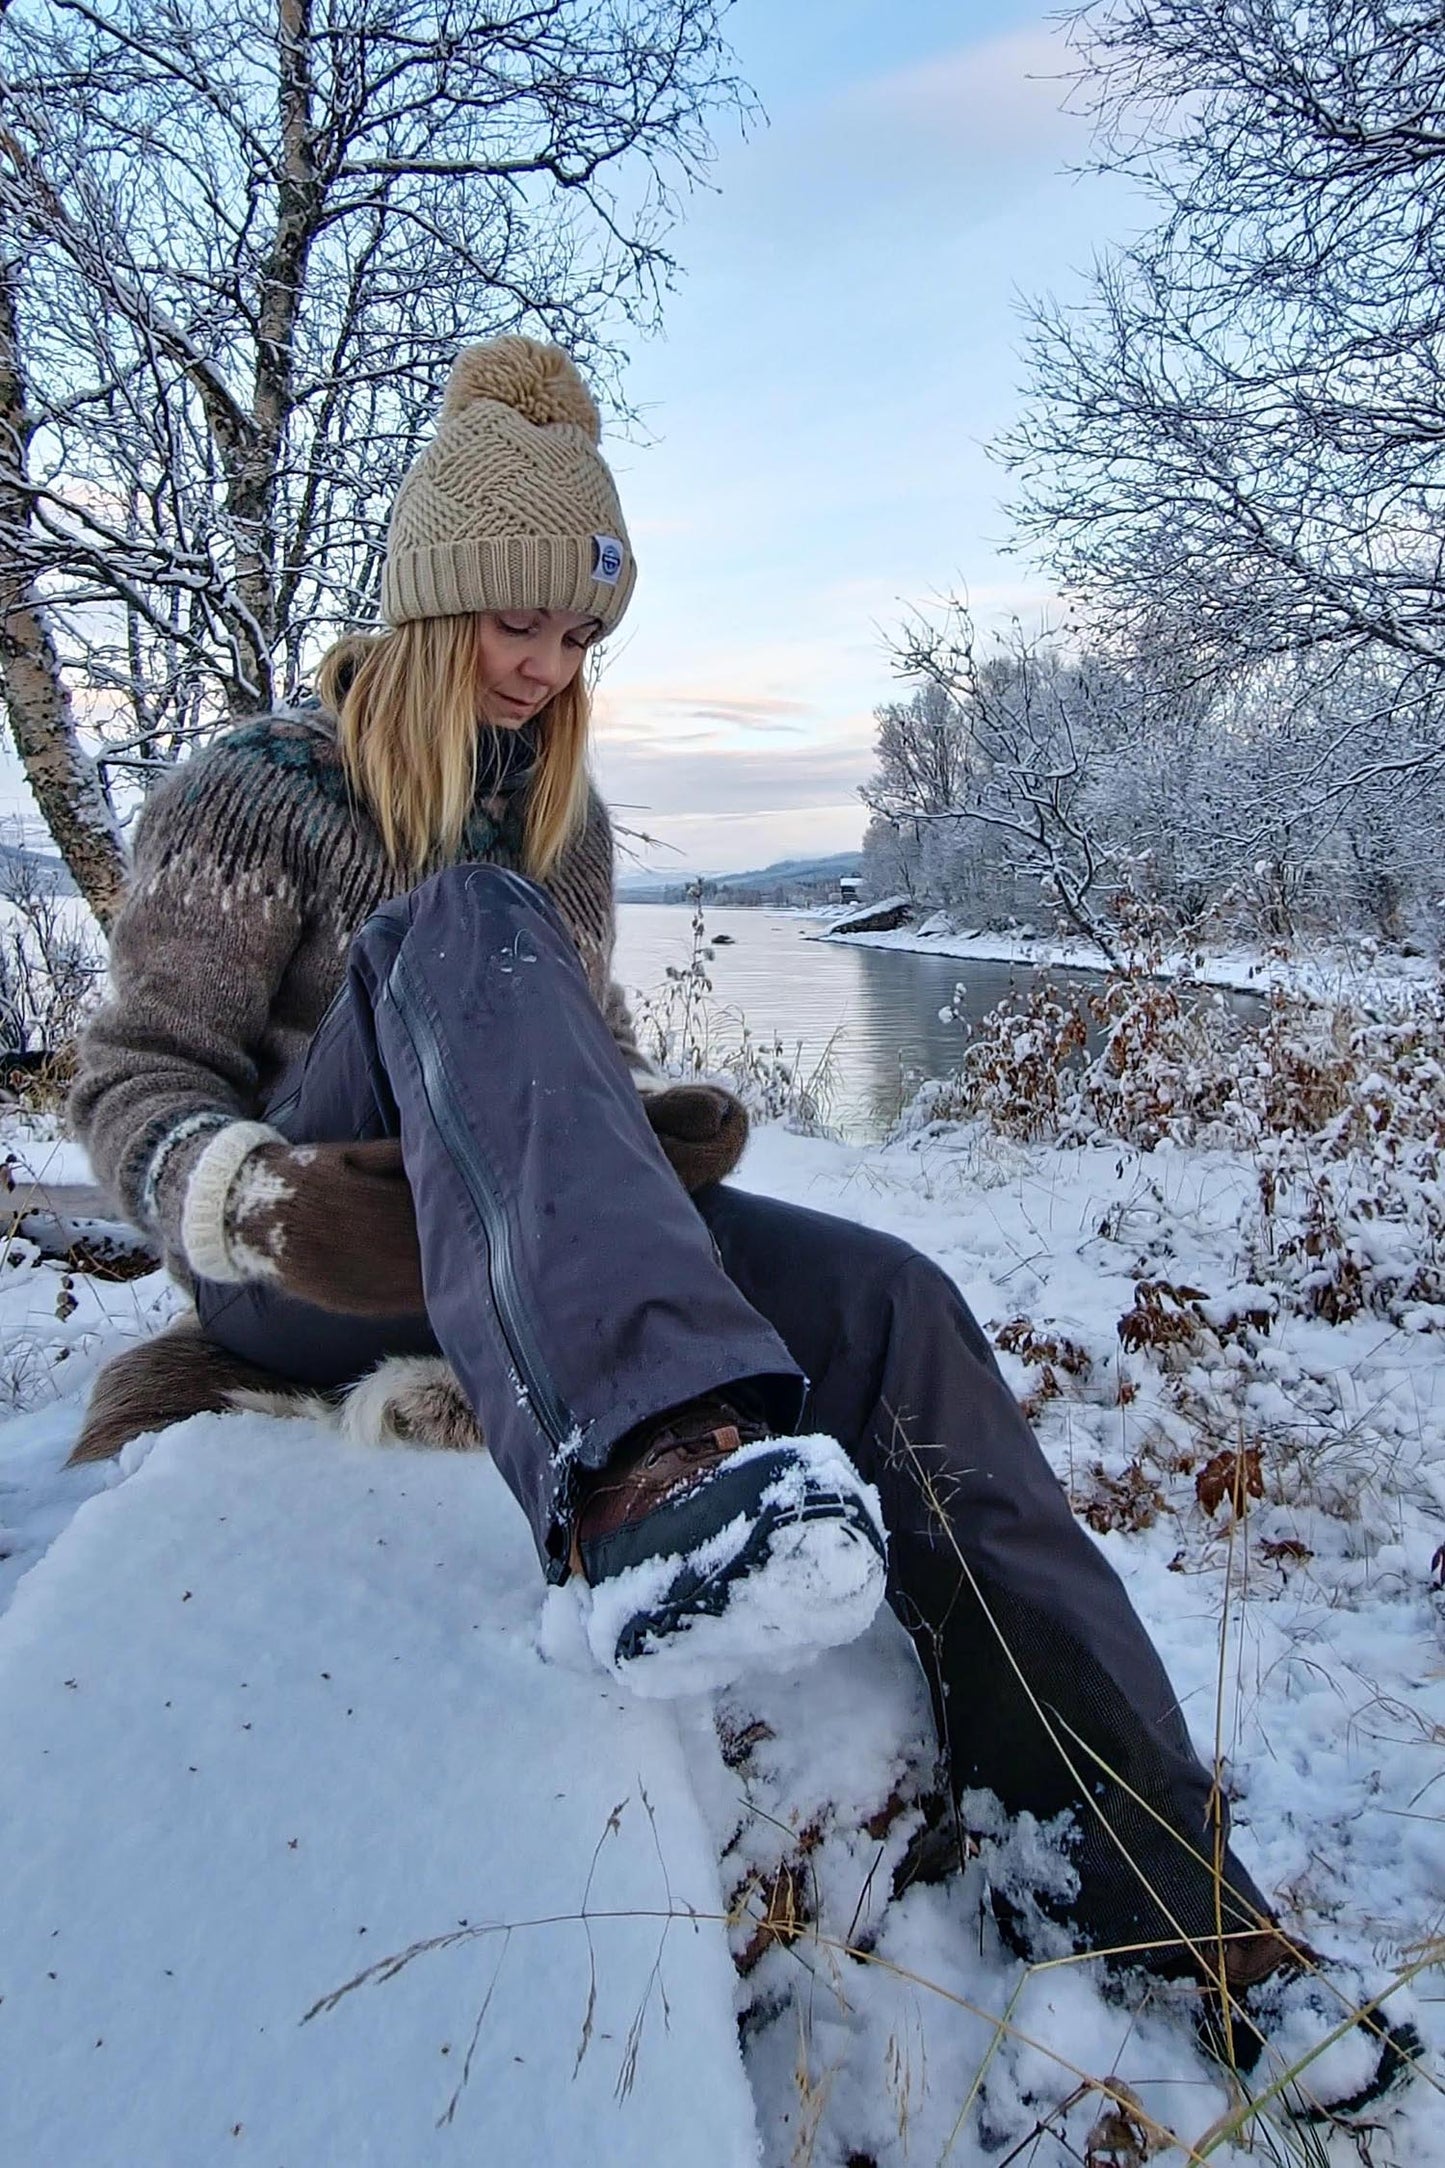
[816,907,1441,1003]
[1,1110,1442,2164]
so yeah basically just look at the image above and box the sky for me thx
[587,0,1140,876]
[1,0,1140,875]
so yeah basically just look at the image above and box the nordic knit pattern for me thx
[71,711,642,1287]
[382,340,636,631]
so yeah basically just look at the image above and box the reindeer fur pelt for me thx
[69,1316,483,1465]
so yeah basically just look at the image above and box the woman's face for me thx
[475,608,600,729]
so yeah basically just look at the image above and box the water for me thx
[614,904,1092,1138]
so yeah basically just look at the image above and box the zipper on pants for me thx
[384,946,576,1452]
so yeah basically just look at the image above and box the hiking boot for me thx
[1199,1928,1424,2120]
[571,1398,888,1700]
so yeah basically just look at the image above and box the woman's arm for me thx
[70,739,309,1274]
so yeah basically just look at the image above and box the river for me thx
[614,903,1091,1138]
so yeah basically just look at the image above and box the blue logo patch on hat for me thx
[591,534,625,585]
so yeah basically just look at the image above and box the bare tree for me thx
[870,600,1445,947]
[879,607,1126,959]
[0,0,749,910]
[861,680,968,830]
[1002,0,1445,788]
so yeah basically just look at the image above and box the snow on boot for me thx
[1201,1931,1424,2121]
[572,1400,887,1700]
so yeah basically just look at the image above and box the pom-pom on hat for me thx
[381,337,636,634]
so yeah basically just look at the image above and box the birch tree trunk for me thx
[0,262,127,927]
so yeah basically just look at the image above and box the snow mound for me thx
[0,1414,759,2164]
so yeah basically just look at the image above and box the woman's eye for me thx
[498,619,534,637]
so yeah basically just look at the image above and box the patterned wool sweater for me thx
[71,709,640,1284]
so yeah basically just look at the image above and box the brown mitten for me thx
[642,1083,749,1192]
[184,1129,424,1315]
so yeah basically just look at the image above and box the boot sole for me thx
[580,1436,887,1700]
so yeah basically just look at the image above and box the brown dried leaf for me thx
[996,1317,1093,1378]
[1073,1460,1166,1535]
[1116,1279,1209,1356]
[1085,2082,1159,2168]
[1195,1446,1264,1518]
[1261,1537,1313,1566]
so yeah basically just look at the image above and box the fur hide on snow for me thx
[69,1316,483,1464]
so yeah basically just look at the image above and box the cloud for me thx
[698,22,1088,248]
[605,696,811,741]
[687,712,807,734]
[834,25,1084,165]
[593,717,874,824]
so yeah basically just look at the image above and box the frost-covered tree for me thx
[861,680,968,831]
[1003,0,1445,796]
[878,608,1131,956]
[866,601,1445,946]
[0,0,748,916]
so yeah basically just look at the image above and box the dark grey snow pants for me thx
[197,864,1271,1968]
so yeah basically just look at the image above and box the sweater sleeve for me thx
[70,742,306,1268]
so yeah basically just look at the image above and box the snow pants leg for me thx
[197,863,1271,1967]
[196,864,806,1579]
[697,1183,1273,1966]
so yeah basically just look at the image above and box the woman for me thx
[70,338,1416,2116]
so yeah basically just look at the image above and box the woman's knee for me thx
[406,860,552,928]
[353,861,580,986]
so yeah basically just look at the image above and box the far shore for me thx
[807,911,1438,1003]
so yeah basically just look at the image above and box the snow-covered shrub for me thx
[0,838,104,1104]
[1234,990,1445,1323]
[929,981,1090,1142]
[920,966,1445,1325]
[1244,1147,1445,1324]
[929,971,1238,1149]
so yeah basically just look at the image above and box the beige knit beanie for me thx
[381,338,636,634]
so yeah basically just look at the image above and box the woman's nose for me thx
[521,641,565,686]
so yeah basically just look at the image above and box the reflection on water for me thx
[614,904,1072,1139]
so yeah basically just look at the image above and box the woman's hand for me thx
[641,1083,749,1192]
[185,1130,425,1315]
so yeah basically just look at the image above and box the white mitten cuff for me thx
[180,1121,286,1283]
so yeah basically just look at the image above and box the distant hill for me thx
[619,851,863,905]
[0,839,78,897]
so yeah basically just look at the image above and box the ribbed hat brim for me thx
[382,534,636,630]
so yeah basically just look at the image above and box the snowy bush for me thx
[0,837,104,1104]
[913,966,1445,1327]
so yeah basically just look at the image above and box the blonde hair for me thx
[316,619,590,877]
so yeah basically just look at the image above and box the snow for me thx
[0,1414,759,2164]
[574,1432,887,1698]
[816,912,1442,1002]
[2,1120,101,1190]
[2,1107,1443,2162]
